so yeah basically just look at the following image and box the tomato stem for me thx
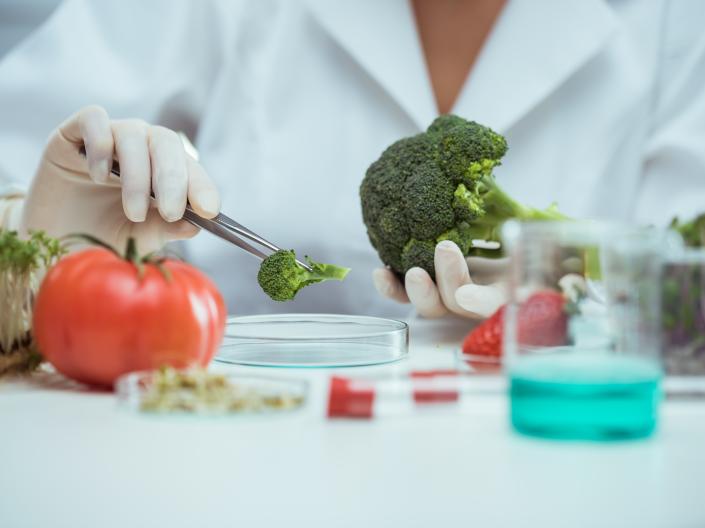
[63,233,121,257]
[153,260,173,283]
[122,237,148,280]
[66,234,173,282]
[125,237,139,262]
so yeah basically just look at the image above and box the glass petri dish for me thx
[215,314,409,368]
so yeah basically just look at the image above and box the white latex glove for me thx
[20,106,220,253]
[373,240,508,319]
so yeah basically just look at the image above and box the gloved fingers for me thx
[186,156,220,219]
[163,218,200,241]
[148,125,188,222]
[434,240,474,316]
[113,119,151,222]
[130,211,199,254]
[405,267,448,318]
[59,105,114,184]
[465,256,510,285]
[454,282,506,318]
[372,268,409,304]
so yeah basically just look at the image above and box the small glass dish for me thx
[116,369,308,415]
[215,314,409,368]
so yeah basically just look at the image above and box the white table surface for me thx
[2,318,704,528]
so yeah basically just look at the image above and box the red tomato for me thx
[33,247,227,388]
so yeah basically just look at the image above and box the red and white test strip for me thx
[327,370,504,419]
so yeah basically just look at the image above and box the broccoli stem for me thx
[305,259,350,281]
[479,176,569,224]
[452,177,569,258]
[518,203,568,221]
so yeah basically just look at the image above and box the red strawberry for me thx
[517,290,568,348]
[462,305,506,358]
[462,290,568,358]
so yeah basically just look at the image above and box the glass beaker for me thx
[502,221,666,440]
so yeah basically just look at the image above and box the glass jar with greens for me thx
[664,214,705,376]
[661,249,705,375]
[0,230,64,374]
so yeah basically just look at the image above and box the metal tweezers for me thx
[78,145,312,271]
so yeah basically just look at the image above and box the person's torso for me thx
[184,0,665,316]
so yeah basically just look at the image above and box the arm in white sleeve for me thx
[635,0,705,226]
[0,0,236,222]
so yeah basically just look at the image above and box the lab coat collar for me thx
[306,0,618,134]
[304,0,437,131]
[456,0,618,133]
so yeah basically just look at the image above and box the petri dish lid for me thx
[215,313,409,368]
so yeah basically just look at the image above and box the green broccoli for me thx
[257,250,350,302]
[360,114,567,279]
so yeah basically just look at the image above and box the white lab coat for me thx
[0,0,703,318]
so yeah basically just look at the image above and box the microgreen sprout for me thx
[0,230,65,374]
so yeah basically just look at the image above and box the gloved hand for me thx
[373,240,508,319]
[20,105,220,253]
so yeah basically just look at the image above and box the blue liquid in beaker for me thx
[510,354,661,440]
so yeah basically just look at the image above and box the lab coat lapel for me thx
[304,0,437,131]
[453,0,618,133]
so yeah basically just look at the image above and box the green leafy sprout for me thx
[670,213,705,248]
[0,230,65,373]
[257,250,350,302]
[360,114,567,279]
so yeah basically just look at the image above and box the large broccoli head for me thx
[257,250,350,302]
[360,114,565,279]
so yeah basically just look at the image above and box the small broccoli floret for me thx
[257,250,350,302]
[671,213,705,247]
[426,114,467,135]
[452,183,484,222]
[438,120,508,182]
[437,223,477,254]
[360,114,568,279]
